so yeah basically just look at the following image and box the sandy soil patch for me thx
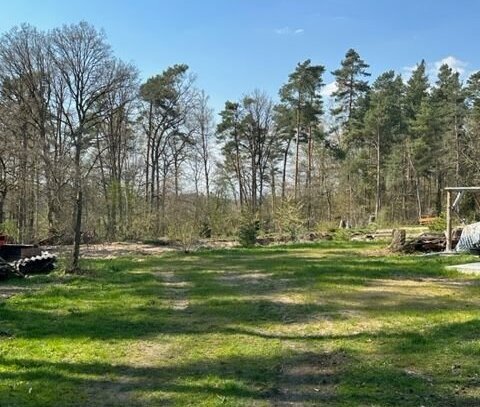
[48,239,237,259]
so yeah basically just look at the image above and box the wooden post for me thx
[446,190,452,252]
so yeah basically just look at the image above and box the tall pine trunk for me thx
[294,108,300,200]
[374,126,381,220]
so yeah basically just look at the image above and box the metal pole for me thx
[446,190,452,252]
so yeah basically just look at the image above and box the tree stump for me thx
[390,229,406,252]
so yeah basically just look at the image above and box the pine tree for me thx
[331,49,370,223]
[217,91,278,213]
[278,60,325,200]
[331,48,371,137]
[432,64,466,185]
[405,60,429,122]
[401,61,431,218]
[463,72,480,184]
[364,71,405,219]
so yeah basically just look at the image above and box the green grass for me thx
[1,241,480,406]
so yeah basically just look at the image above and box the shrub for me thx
[428,213,446,232]
[167,202,199,253]
[332,228,352,241]
[1,220,19,242]
[238,212,259,247]
[199,220,212,238]
[274,197,304,241]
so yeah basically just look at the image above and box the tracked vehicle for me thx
[0,236,56,279]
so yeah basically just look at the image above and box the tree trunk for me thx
[294,108,300,200]
[374,126,381,220]
[306,127,313,229]
[70,139,82,273]
[271,164,276,213]
[415,177,422,220]
[145,102,153,201]
[435,172,443,216]
[282,138,292,200]
[233,128,244,207]
[160,171,167,236]
[204,157,210,200]
[454,110,460,185]
[251,152,257,211]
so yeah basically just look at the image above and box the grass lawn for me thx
[1,241,480,406]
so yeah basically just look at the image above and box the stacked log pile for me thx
[401,232,447,252]
[390,228,462,253]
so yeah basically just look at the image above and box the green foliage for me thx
[428,213,447,232]
[0,220,19,242]
[274,197,304,240]
[405,60,429,121]
[140,64,189,105]
[364,70,405,148]
[216,91,278,211]
[331,48,371,131]
[237,212,259,247]
[278,59,325,128]
[332,228,353,241]
[315,220,338,233]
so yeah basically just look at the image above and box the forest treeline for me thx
[0,22,479,268]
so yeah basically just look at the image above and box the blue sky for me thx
[0,0,479,112]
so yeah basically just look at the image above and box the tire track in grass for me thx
[95,269,193,406]
[156,270,191,311]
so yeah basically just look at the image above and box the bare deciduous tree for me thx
[49,22,136,272]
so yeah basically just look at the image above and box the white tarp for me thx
[455,222,480,252]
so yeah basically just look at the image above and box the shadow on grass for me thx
[1,241,480,405]
[0,351,342,406]
[0,346,477,406]
[0,241,478,341]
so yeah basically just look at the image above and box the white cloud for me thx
[402,56,471,83]
[321,81,337,98]
[274,27,305,36]
[433,56,467,75]
[274,27,288,35]
[402,64,416,75]
[401,63,421,82]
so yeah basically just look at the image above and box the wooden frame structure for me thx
[444,187,480,252]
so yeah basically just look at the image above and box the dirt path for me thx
[272,351,347,406]
[156,270,191,311]
[50,242,175,259]
[0,285,32,300]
